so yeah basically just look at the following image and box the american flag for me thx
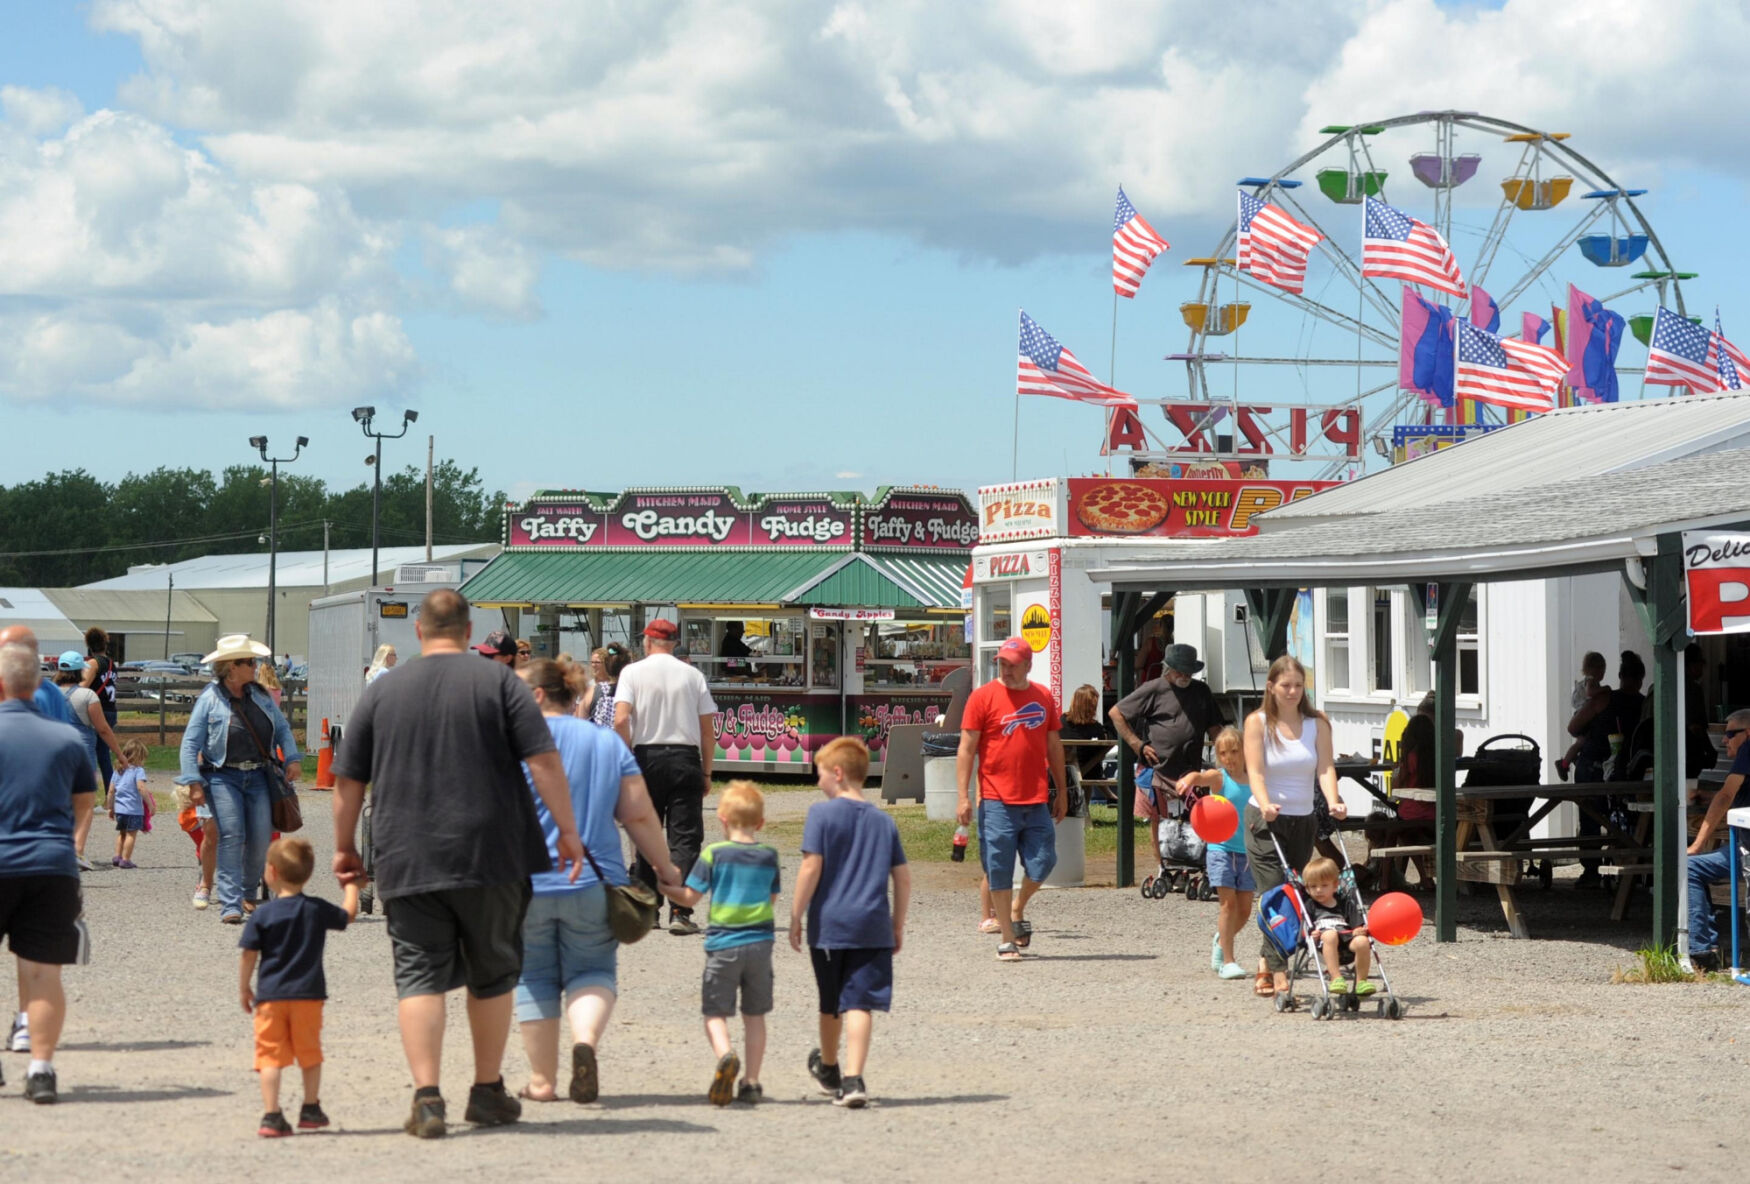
[1644,307,1718,392]
[1237,191,1322,295]
[1710,311,1747,391]
[1112,186,1169,298]
[1455,320,1564,412]
[1017,311,1136,407]
[1361,196,1466,297]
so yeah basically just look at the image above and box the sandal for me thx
[996,942,1023,962]
[516,1086,558,1103]
[977,918,1001,934]
[1011,919,1032,949]
[1253,971,1275,997]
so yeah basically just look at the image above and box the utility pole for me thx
[352,407,418,585]
[160,571,172,745]
[250,434,308,657]
[426,434,434,562]
[323,520,331,595]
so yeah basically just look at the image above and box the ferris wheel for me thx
[1166,110,1691,477]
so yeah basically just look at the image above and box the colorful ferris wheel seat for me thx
[1316,168,1387,204]
[1179,302,1251,336]
[1409,153,1480,189]
[1577,234,1649,267]
[1628,309,1701,347]
[1500,176,1573,210]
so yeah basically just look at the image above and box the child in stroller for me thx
[1302,856,1373,995]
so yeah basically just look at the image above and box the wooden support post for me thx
[1431,581,1472,942]
[1110,589,1170,888]
[1244,588,1295,662]
[1649,536,1684,947]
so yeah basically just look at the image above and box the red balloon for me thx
[1189,795,1238,844]
[1367,892,1424,946]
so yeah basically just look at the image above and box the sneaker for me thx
[1555,758,1571,783]
[192,887,211,910]
[76,856,94,872]
[118,859,137,869]
[833,1075,868,1109]
[111,857,122,868]
[1691,949,1721,973]
[568,1041,598,1104]
[297,1102,330,1130]
[1211,933,1223,972]
[807,1048,841,1096]
[24,1066,57,1104]
[736,1081,763,1105]
[668,913,702,937]
[8,1015,27,1053]
[221,913,244,926]
[258,1110,293,1138]
[404,1091,446,1138]
[463,1078,521,1127]
[1218,962,1247,980]
[708,1051,740,1107]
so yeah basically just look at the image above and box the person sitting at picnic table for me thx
[1684,708,1750,973]
[1363,693,1458,890]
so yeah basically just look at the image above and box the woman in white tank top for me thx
[1241,655,1344,997]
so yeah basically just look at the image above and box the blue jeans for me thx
[514,886,618,1022]
[1688,848,1733,954]
[978,800,1056,892]
[207,768,272,917]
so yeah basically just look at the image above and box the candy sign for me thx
[506,488,855,549]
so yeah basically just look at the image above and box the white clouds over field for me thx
[0,0,1738,408]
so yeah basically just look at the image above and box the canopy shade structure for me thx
[1085,402,1750,947]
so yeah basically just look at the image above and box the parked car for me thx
[125,660,197,704]
[169,652,206,673]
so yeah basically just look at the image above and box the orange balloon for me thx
[1367,892,1423,946]
[1189,795,1238,844]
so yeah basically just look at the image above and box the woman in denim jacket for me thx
[176,635,302,923]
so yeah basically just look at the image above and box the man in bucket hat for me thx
[1110,641,1228,865]
[955,638,1066,962]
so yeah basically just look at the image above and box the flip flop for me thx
[977,918,1001,934]
[1253,971,1276,997]
[516,1086,558,1103]
[1011,919,1033,949]
[996,942,1024,962]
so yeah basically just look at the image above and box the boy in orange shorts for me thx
[239,838,359,1137]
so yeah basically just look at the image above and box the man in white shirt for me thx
[615,619,718,935]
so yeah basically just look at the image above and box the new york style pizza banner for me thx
[1066,478,1337,538]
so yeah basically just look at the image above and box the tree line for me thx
[0,461,505,587]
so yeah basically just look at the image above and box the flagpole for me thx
[1011,391,1020,481]
[1107,289,1119,476]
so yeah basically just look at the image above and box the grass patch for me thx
[1612,943,1707,984]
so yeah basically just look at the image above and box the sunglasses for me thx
[237,658,258,667]
[1729,728,1746,740]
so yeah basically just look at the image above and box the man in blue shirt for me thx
[0,641,97,1104]
[1687,708,1750,972]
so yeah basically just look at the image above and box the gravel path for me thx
[4,792,1745,1182]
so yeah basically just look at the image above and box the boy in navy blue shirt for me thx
[239,838,359,1137]
[788,737,909,1109]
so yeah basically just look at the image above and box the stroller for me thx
[1137,768,1215,902]
[1256,827,1404,1020]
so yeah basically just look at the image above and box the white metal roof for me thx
[0,588,88,654]
[1091,446,1750,589]
[79,544,499,591]
[43,588,217,624]
[1266,391,1750,522]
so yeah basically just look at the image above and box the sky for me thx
[1,0,1747,505]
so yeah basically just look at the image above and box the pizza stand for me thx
[457,486,977,774]
[969,475,1338,888]
[1080,438,1750,948]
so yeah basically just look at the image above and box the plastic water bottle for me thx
[951,824,970,862]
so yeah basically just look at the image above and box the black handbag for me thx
[231,688,303,833]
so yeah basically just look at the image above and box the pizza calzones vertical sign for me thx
[1682,531,1750,635]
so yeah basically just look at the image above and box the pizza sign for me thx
[1683,531,1750,635]
[1066,478,1338,538]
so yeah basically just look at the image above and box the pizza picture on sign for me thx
[1074,481,1172,534]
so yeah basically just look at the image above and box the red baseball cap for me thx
[643,618,679,640]
[471,629,515,657]
[996,637,1033,665]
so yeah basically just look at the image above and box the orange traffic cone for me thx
[316,717,335,789]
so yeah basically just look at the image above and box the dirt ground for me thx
[4,790,1746,1183]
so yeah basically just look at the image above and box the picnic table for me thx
[1061,738,1118,805]
[1377,782,1654,939]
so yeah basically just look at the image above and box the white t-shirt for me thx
[614,653,718,747]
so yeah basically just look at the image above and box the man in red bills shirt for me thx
[956,638,1067,962]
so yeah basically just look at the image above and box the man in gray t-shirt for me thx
[332,588,584,1139]
[615,619,718,935]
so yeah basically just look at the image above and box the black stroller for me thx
[1138,769,1214,901]
[1464,733,1546,889]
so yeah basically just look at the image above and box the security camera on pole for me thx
[351,407,419,586]
[250,434,308,659]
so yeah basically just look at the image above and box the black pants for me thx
[633,744,707,918]
[1243,805,1319,972]
[97,705,117,798]
[1574,758,1604,873]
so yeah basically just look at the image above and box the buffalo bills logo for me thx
[999,702,1048,736]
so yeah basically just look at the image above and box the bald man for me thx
[0,628,75,727]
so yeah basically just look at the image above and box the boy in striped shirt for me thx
[663,781,780,1105]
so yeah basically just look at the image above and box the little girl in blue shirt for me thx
[110,739,151,869]
[1175,728,1254,980]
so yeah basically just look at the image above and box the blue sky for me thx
[0,1,1745,504]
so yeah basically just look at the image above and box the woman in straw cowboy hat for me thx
[175,635,303,924]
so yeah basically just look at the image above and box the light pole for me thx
[250,434,308,659]
[352,407,418,585]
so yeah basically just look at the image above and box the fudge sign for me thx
[862,494,979,551]
[506,489,854,549]
[1683,531,1750,635]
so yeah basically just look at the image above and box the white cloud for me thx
[423,224,540,319]
[1,86,84,136]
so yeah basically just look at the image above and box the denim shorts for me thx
[514,885,618,1022]
[1205,846,1255,891]
[978,799,1057,892]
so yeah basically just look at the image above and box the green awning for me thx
[460,550,969,611]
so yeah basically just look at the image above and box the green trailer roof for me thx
[459,550,968,611]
